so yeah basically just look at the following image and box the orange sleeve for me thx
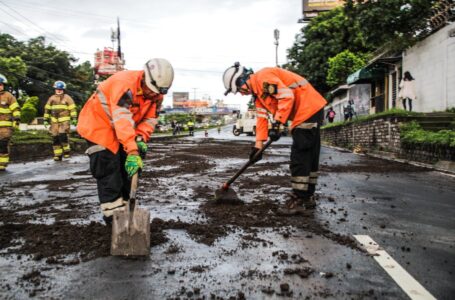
[255,100,269,141]
[105,83,138,154]
[274,80,294,124]
[135,102,159,142]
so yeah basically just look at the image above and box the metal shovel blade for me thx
[111,206,150,256]
[214,186,243,205]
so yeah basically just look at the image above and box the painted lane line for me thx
[353,235,436,300]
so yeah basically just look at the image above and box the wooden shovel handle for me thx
[130,173,139,201]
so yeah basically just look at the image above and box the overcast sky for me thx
[0,0,304,109]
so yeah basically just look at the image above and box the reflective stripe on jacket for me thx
[77,70,161,154]
[44,94,77,123]
[248,67,327,141]
[0,91,21,128]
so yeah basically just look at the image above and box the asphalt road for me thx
[0,125,453,299]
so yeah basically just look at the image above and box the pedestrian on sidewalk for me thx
[326,107,336,123]
[223,62,327,214]
[77,58,174,224]
[43,81,77,161]
[0,74,21,171]
[399,71,417,111]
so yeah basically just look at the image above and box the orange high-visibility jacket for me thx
[248,67,327,141]
[77,70,161,154]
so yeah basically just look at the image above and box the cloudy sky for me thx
[0,0,305,109]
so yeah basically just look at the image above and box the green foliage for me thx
[11,130,85,145]
[321,108,420,129]
[0,56,27,88]
[163,113,195,124]
[348,0,437,50]
[327,50,368,86]
[400,121,455,147]
[285,7,372,93]
[11,130,51,144]
[0,33,95,113]
[286,1,436,94]
[20,96,40,124]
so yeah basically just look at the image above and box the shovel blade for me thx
[111,208,150,256]
[214,187,243,205]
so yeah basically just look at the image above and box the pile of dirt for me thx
[200,200,361,250]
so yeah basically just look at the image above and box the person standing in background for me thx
[399,71,417,111]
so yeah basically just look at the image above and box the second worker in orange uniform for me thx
[223,62,327,214]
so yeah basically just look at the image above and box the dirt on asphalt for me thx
[0,138,432,298]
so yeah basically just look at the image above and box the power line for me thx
[0,1,88,55]
[0,0,67,44]
[0,20,33,38]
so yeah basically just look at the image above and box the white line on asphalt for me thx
[353,235,436,300]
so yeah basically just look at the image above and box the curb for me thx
[150,134,189,141]
[322,143,455,176]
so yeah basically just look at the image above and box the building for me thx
[299,0,344,22]
[402,22,455,112]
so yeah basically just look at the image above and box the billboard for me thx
[173,92,190,108]
[302,0,344,21]
[94,47,124,76]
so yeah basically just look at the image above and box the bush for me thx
[19,96,39,124]
[20,104,37,124]
[400,121,455,147]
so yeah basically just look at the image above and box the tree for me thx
[285,1,436,94]
[347,0,437,50]
[285,7,371,93]
[327,50,368,87]
[20,96,39,124]
[0,33,95,114]
[0,56,27,89]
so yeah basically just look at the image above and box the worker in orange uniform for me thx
[77,58,174,224]
[0,74,21,171]
[44,81,77,161]
[223,62,327,214]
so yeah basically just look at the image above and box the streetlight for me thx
[274,29,280,67]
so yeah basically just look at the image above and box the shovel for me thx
[214,139,273,203]
[111,173,150,256]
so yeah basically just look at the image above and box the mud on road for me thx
[0,138,436,299]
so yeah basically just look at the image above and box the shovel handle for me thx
[224,139,273,188]
[130,173,139,201]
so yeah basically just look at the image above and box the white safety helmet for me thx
[143,58,174,95]
[223,62,253,96]
[0,74,7,84]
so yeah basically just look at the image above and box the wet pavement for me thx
[0,126,454,299]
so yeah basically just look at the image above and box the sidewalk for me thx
[322,142,455,176]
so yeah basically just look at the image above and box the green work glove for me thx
[125,154,143,177]
[43,120,49,128]
[71,119,77,126]
[136,140,148,158]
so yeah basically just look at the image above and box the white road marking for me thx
[354,235,437,300]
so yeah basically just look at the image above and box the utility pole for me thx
[274,29,280,67]
[117,17,122,62]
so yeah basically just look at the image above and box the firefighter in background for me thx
[223,62,327,214]
[77,58,174,224]
[44,81,77,161]
[0,74,21,171]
